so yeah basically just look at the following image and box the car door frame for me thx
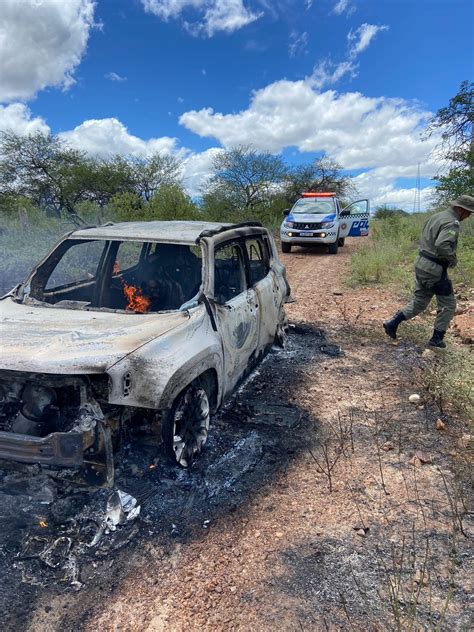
[243,234,281,352]
[209,238,260,395]
[338,199,370,238]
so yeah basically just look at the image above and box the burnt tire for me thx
[162,383,210,468]
[338,237,345,247]
[328,238,339,255]
[281,241,292,253]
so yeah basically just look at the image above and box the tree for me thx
[129,153,182,201]
[206,145,287,214]
[147,184,198,221]
[108,191,144,221]
[282,157,356,205]
[426,80,474,162]
[373,205,408,219]
[434,164,474,202]
[0,131,186,222]
[0,131,89,222]
[426,80,474,201]
[81,156,136,209]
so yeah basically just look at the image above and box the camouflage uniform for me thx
[384,194,473,347]
[401,207,459,331]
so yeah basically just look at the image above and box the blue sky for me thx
[0,0,473,208]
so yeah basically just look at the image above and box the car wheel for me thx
[338,237,345,247]
[281,242,292,253]
[328,238,339,255]
[162,384,210,467]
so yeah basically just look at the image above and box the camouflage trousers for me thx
[402,259,456,332]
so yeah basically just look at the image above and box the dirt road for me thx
[4,239,472,631]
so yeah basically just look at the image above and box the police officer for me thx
[383,194,474,348]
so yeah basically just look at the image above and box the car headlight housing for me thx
[284,221,294,228]
[321,222,334,228]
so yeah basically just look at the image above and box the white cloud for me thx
[348,23,388,56]
[305,0,313,9]
[0,103,50,136]
[354,166,436,210]
[181,147,221,195]
[310,22,388,89]
[332,0,354,16]
[0,0,96,103]
[289,31,309,58]
[105,72,127,82]
[179,81,435,167]
[59,118,180,158]
[141,0,261,36]
[310,59,358,89]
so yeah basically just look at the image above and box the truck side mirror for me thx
[283,209,290,216]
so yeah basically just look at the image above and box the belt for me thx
[419,251,449,270]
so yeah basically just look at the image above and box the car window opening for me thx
[214,242,246,304]
[29,239,203,313]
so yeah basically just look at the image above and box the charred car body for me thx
[0,221,290,481]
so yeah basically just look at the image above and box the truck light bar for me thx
[302,192,336,197]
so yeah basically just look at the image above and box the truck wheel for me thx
[281,242,292,253]
[328,238,339,255]
[162,384,210,467]
[338,237,345,247]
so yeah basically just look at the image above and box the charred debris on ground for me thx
[0,323,331,628]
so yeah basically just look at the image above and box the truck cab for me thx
[280,192,370,254]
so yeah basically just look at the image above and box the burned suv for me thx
[0,221,290,481]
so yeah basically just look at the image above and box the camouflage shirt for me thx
[418,207,460,267]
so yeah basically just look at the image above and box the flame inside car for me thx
[113,261,151,314]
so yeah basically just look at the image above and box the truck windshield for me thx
[292,198,336,214]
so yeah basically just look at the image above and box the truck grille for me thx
[293,222,323,230]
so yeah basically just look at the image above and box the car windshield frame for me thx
[23,237,205,314]
[291,198,336,214]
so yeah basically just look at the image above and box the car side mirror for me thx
[340,209,350,217]
[283,209,290,216]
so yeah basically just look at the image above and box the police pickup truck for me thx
[280,192,369,254]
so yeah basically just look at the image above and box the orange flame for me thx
[113,260,151,313]
[39,520,48,528]
[123,283,151,313]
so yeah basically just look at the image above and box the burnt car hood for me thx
[0,297,186,374]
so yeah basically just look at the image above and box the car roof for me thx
[70,221,233,245]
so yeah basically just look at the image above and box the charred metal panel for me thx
[107,305,224,410]
[71,221,232,244]
[0,429,83,466]
[0,297,186,374]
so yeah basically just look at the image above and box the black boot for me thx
[383,311,406,339]
[428,329,446,348]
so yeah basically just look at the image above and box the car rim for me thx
[172,387,210,467]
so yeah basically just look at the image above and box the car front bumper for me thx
[280,229,338,245]
[0,429,84,467]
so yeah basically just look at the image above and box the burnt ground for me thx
[1,239,473,631]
